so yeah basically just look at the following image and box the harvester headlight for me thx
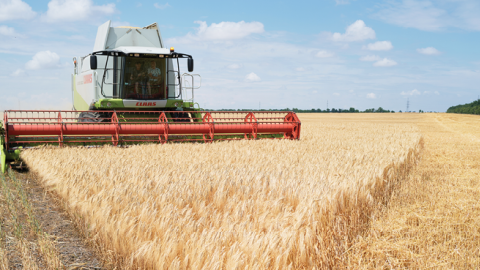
[174,102,179,107]
[134,53,139,57]
[107,102,112,107]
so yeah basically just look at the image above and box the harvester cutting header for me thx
[1,21,301,172]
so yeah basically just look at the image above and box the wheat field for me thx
[21,114,422,269]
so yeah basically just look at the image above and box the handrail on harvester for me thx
[2,110,301,151]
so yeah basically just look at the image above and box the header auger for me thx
[1,110,301,172]
[0,20,301,173]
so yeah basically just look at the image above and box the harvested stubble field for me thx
[348,113,480,269]
[16,114,423,269]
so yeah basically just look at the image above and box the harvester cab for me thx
[73,20,200,120]
[0,21,301,173]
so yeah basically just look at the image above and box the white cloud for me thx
[375,0,480,31]
[401,89,421,96]
[373,58,398,67]
[25,51,63,70]
[43,0,116,22]
[0,25,25,38]
[446,69,480,77]
[0,25,15,36]
[0,0,36,21]
[296,67,305,72]
[332,20,376,42]
[180,21,264,42]
[367,93,376,99]
[333,93,340,96]
[227,63,242,69]
[363,41,393,51]
[423,90,440,95]
[359,55,381,62]
[316,50,334,58]
[375,0,446,31]
[455,1,480,31]
[245,72,261,82]
[417,47,441,55]
[11,68,25,76]
[154,3,170,9]
[335,0,350,4]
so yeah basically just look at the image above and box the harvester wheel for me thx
[78,112,109,123]
[171,112,191,123]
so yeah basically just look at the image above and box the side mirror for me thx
[187,58,194,72]
[90,55,97,70]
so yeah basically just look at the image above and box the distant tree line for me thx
[207,107,396,113]
[446,99,480,115]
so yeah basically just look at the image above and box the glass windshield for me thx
[123,56,167,100]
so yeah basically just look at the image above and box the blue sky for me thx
[0,0,479,112]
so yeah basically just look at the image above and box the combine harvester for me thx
[0,21,301,173]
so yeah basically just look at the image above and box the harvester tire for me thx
[172,112,191,123]
[78,112,105,123]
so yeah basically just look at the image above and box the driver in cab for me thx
[147,60,164,97]
[130,62,148,94]
[148,61,161,83]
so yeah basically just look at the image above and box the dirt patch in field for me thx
[0,169,103,269]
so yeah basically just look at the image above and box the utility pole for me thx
[406,98,410,113]
[327,100,329,110]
